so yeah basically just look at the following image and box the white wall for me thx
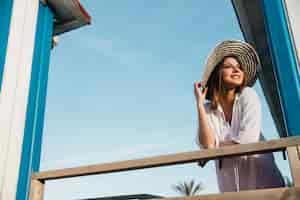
[0,0,39,199]
[284,0,300,72]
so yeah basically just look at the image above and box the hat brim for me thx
[201,40,260,88]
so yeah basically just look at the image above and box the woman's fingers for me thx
[194,82,197,89]
[194,82,200,94]
[194,82,202,90]
[194,82,200,90]
[194,82,208,104]
[197,82,202,88]
[203,87,208,97]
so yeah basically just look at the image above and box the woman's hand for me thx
[194,82,208,106]
[195,82,216,149]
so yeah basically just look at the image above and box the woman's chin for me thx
[224,82,243,90]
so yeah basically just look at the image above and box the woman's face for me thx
[220,57,245,89]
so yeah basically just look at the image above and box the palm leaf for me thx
[172,180,204,196]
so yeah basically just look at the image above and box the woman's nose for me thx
[232,65,241,72]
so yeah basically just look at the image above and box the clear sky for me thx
[41,1,291,199]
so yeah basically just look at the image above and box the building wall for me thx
[0,0,47,199]
[16,4,53,200]
[1,0,87,198]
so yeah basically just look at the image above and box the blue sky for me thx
[41,1,290,199]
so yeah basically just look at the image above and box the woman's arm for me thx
[194,83,216,149]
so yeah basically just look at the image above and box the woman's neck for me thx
[220,89,235,106]
[219,89,236,124]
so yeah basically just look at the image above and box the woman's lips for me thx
[231,74,240,79]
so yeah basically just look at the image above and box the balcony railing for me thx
[29,136,300,200]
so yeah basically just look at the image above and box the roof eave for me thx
[42,0,91,35]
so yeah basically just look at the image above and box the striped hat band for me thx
[201,40,260,88]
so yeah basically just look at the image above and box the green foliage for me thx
[172,180,204,196]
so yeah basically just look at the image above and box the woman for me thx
[194,40,284,192]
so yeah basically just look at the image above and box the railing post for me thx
[287,146,300,187]
[29,179,44,200]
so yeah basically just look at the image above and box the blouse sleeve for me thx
[196,103,220,148]
[230,87,261,144]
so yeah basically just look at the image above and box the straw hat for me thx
[201,40,260,88]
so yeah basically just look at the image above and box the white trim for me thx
[0,0,40,199]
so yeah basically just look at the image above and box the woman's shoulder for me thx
[239,86,260,105]
[240,86,259,99]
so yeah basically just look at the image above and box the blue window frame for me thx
[261,0,300,136]
[0,0,13,90]
[16,3,53,200]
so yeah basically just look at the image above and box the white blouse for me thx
[199,87,284,192]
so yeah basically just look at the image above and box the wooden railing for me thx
[29,136,300,200]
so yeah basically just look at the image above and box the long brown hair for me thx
[206,56,246,110]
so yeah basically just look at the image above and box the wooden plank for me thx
[86,194,164,200]
[287,146,300,187]
[150,187,300,200]
[29,179,44,200]
[33,136,300,181]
